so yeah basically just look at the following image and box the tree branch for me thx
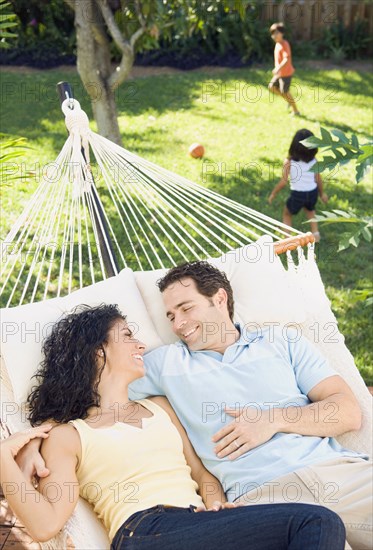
[99,0,132,54]
[64,0,75,11]
[134,0,146,28]
[130,26,145,48]
[98,0,146,89]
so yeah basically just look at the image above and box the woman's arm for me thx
[150,396,227,509]
[15,420,58,483]
[268,159,290,203]
[1,424,81,542]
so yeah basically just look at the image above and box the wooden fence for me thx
[256,1,373,42]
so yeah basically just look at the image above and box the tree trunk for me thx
[91,85,123,145]
[73,0,133,145]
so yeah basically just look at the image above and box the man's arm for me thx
[212,330,362,459]
[213,375,361,460]
[274,374,361,436]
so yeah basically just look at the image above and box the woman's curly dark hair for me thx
[27,304,125,426]
[157,261,234,321]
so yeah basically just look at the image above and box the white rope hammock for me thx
[0,97,301,307]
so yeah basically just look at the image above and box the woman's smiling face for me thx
[102,319,146,382]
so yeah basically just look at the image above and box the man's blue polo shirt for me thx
[129,325,366,501]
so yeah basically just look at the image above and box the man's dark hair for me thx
[270,22,285,35]
[157,261,234,321]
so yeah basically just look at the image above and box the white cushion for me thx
[0,268,162,404]
[135,235,306,343]
[135,237,371,456]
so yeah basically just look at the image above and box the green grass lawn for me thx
[1,63,372,383]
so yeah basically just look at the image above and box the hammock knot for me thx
[62,99,90,138]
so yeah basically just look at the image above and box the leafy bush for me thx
[3,0,273,68]
[0,0,75,67]
[319,18,372,60]
[0,0,17,48]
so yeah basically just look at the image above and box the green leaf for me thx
[338,233,352,251]
[356,154,373,183]
[351,134,359,150]
[332,209,354,218]
[331,129,349,144]
[349,234,360,247]
[300,136,323,148]
[362,226,372,242]
[320,127,332,144]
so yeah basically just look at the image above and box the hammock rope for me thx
[0,95,301,308]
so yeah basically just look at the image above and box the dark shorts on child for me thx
[286,188,318,215]
[269,75,292,94]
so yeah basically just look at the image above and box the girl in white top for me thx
[0,305,346,549]
[268,129,328,241]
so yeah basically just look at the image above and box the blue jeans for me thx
[111,503,346,549]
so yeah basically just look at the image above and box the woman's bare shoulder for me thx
[41,422,81,452]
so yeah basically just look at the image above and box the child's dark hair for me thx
[288,129,318,162]
[270,22,285,35]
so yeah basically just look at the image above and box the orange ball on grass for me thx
[188,143,205,158]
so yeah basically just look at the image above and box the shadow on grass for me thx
[299,113,358,135]
[2,65,371,152]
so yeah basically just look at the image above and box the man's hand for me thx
[212,407,277,460]
[15,434,50,484]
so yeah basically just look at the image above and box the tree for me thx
[64,0,153,144]
[64,0,256,145]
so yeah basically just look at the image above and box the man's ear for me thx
[214,288,228,310]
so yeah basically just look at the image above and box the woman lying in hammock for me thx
[0,304,346,549]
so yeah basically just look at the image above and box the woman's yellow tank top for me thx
[70,399,203,541]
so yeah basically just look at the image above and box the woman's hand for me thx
[1,425,52,459]
[195,501,243,513]
[320,192,328,204]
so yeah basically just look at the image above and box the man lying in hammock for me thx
[20,262,372,550]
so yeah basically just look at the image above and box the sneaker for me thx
[290,111,301,117]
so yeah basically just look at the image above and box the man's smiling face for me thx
[163,277,229,351]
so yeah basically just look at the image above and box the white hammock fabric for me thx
[0,98,300,308]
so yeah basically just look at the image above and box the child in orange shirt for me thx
[268,22,300,116]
